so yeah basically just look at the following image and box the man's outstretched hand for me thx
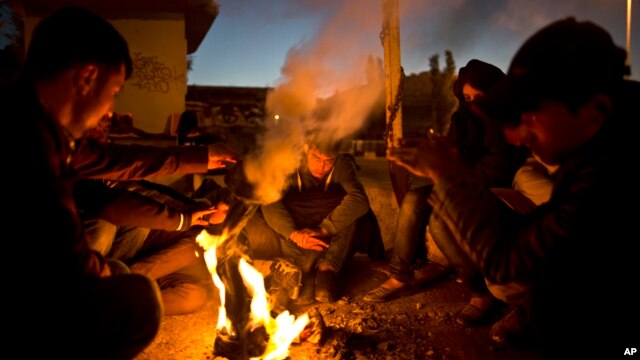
[207,143,241,170]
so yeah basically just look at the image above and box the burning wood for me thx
[196,163,311,360]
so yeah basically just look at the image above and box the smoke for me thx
[242,0,384,204]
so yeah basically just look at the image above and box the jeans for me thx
[85,220,214,316]
[428,214,490,297]
[85,219,149,261]
[388,185,433,283]
[242,211,357,274]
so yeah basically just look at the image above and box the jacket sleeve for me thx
[262,199,297,239]
[447,109,527,188]
[71,137,209,180]
[320,156,370,235]
[74,180,188,231]
[428,161,591,285]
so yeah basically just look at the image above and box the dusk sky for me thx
[188,0,639,89]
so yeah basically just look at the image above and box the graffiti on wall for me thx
[129,52,185,93]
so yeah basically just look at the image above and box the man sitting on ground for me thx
[242,139,380,305]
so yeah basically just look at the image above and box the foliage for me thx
[427,50,457,134]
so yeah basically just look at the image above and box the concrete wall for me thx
[112,17,187,133]
[24,14,187,134]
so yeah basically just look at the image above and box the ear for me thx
[74,64,99,97]
[582,93,612,128]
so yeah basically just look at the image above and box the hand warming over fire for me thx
[191,201,229,226]
[290,227,330,251]
[207,142,241,169]
[387,136,464,183]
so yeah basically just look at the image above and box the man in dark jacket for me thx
[2,7,159,359]
[388,18,639,357]
[74,178,228,316]
[243,141,378,304]
[2,7,238,358]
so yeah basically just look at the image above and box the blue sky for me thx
[189,0,640,87]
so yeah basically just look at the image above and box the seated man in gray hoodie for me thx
[242,140,379,305]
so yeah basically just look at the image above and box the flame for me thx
[196,229,310,359]
[196,228,233,334]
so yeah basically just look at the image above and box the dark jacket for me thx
[70,131,213,232]
[262,153,370,238]
[74,179,205,231]
[71,136,208,180]
[447,106,527,188]
[448,59,528,188]
[3,79,211,285]
[429,81,640,355]
[4,79,107,283]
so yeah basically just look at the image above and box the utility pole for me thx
[626,0,633,74]
[381,0,410,206]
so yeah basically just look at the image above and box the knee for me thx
[161,283,208,316]
[399,189,427,216]
[297,255,318,274]
[84,219,118,255]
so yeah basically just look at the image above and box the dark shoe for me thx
[265,258,302,300]
[456,296,496,326]
[489,305,534,351]
[363,283,409,303]
[314,270,337,303]
[294,273,316,306]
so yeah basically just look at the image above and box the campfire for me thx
[195,163,311,360]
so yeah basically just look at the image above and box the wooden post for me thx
[381,0,410,206]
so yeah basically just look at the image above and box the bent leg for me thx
[428,214,488,296]
[84,219,118,255]
[317,220,357,273]
[241,211,283,260]
[388,185,433,283]
[129,233,201,280]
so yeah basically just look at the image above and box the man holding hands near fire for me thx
[243,139,375,305]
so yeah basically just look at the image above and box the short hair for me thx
[307,139,343,156]
[23,7,132,81]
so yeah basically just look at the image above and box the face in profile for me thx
[502,100,596,165]
[72,63,126,138]
[306,146,337,179]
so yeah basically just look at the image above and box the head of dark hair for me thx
[307,139,342,156]
[453,59,505,104]
[478,17,629,127]
[177,110,199,135]
[23,7,132,81]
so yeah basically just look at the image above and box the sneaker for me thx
[456,296,497,326]
[294,273,316,306]
[314,270,337,303]
[265,258,302,300]
[363,283,409,303]
[489,305,533,350]
[267,288,291,315]
[363,277,410,303]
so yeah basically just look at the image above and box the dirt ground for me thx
[135,255,544,360]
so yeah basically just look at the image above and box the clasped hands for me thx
[387,135,463,182]
[290,227,330,251]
